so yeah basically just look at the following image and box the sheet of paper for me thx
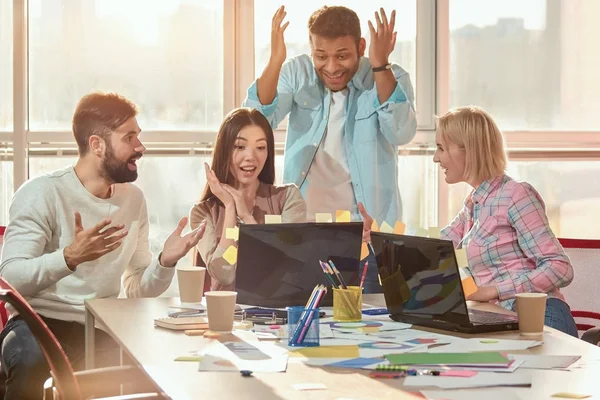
[222,245,238,264]
[379,221,394,233]
[359,343,429,358]
[393,221,406,234]
[508,354,581,370]
[198,340,289,372]
[265,214,282,224]
[327,357,384,369]
[289,345,359,359]
[361,328,455,345]
[429,339,542,353]
[405,372,532,389]
[364,359,523,373]
[292,383,327,391]
[335,210,351,223]
[254,323,334,339]
[316,213,333,223]
[461,276,478,298]
[225,226,239,240]
[421,389,523,400]
[455,248,468,268]
[428,227,441,239]
[326,319,411,333]
[385,352,510,366]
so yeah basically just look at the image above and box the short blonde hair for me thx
[437,106,507,184]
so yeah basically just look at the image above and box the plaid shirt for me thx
[441,175,573,311]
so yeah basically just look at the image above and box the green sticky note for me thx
[385,352,509,365]
[480,339,499,344]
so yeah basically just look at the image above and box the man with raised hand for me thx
[244,6,416,293]
[0,92,205,399]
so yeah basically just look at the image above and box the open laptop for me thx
[236,222,363,308]
[370,232,518,333]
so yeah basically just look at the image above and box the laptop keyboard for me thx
[468,308,518,325]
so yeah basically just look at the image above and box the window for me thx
[28,0,223,131]
[449,0,600,130]
[398,155,438,231]
[254,0,417,99]
[0,158,13,226]
[0,0,12,131]
[446,160,600,239]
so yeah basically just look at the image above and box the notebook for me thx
[154,316,209,331]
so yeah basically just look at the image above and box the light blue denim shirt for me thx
[243,55,416,226]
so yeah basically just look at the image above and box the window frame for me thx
[6,0,600,229]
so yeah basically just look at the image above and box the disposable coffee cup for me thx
[515,293,547,336]
[205,291,238,333]
[177,266,206,304]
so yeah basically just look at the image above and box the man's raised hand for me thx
[63,211,128,270]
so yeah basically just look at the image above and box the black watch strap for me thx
[372,63,391,72]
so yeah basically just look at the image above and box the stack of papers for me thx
[404,372,532,389]
[384,352,513,368]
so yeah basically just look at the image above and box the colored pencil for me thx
[328,260,348,289]
[297,287,327,343]
[290,285,324,344]
[319,260,339,288]
[359,261,369,289]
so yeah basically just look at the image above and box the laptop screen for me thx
[370,232,470,325]
[236,222,363,307]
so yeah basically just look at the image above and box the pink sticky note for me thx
[440,370,478,377]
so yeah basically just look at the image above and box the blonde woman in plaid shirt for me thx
[434,106,578,337]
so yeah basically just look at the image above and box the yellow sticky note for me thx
[225,227,239,241]
[428,227,441,239]
[379,221,394,233]
[315,213,333,223]
[552,394,591,399]
[265,214,282,224]
[335,210,351,223]
[174,356,202,362]
[222,245,238,265]
[455,248,468,269]
[370,220,379,232]
[290,345,359,358]
[393,221,406,235]
[461,276,477,298]
[360,242,369,261]
[415,228,428,237]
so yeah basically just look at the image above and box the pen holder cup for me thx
[287,306,320,347]
[333,286,363,322]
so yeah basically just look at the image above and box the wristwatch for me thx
[372,63,392,72]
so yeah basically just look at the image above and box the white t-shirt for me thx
[0,166,174,323]
[305,89,357,221]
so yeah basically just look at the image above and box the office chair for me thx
[558,238,600,345]
[0,277,163,399]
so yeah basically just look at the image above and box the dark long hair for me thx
[200,108,275,202]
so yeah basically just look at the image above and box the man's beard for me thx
[100,144,142,184]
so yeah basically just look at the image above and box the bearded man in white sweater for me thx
[0,92,205,399]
